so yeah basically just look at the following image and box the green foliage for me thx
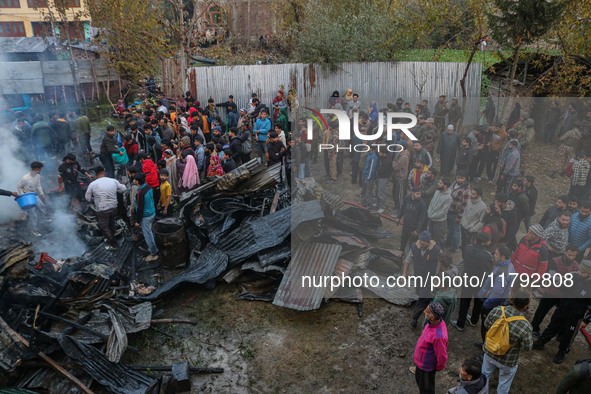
[291,0,404,67]
[87,0,175,84]
[487,0,564,48]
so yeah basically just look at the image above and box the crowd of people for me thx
[3,88,591,393]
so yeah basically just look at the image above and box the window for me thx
[206,6,226,28]
[0,22,26,37]
[27,0,47,7]
[65,0,80,7]
[0,0,20,8]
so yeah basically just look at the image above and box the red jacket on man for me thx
[511,236,549,277]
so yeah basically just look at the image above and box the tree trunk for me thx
[500,39,522,123]
[458,40,480,132]
[508,40,522,96]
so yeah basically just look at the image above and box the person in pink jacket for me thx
[413,302,449,394]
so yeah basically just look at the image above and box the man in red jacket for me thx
[138,153,161,205]
[511,224,549,280]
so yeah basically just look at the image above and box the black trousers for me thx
[400,225,413,252]
[456,288,482,328]
[479,302,490,343]
[538,308,581,352]
[460,226,474,254]
[486,151,499,181]
[531,297,559,332]
[152,186,161,209]
[241,153,252,164]
[415,366,436,394]
[96,207,118,245]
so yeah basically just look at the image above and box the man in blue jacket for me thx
[568,201,591,260]
[362,146,378,208]
[255,110,271,165]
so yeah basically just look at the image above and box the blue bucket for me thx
[15,192,37,210]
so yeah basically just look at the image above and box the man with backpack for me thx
[482,292,533,394]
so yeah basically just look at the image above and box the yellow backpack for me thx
[485,306,527,356]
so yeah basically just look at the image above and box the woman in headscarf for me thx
[177,154,199,194]
[116,99,125,118]
[272,90,286,108]
[164,149,178,195]
[207,155,225,177]
[343,89,354,105]
[328,90,341,107]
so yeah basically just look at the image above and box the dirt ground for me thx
[124,141,590,393]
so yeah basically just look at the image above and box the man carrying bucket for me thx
[17,161,46,237]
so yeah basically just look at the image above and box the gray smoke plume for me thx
[0,118,87,258]
[0,121,29,223]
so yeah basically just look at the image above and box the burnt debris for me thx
[0,157,414,393]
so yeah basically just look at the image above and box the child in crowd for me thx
[158,169,172,217]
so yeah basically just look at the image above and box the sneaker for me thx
[31,231,42,237]
[532,340,545,350]
[475,177,481,182]
[105,245,118,251]
[409,366,416,374]
[466,314,477,327]
[451,320,464,331]
[376,208,385,214]
[532,330,541,338]
[553,350,565,364]
[473,341,484,349]
[145,254,159,262]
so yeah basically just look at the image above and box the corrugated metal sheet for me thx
[0,37,57,53]
[163,61,482,123]
[0,62,44,94]
[273,243,342,311]
[0,59,117,94]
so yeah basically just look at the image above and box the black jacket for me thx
[0,189,13,197]
[222,157,236,173]
[462,243,495,278]
[229,136,242,161]
[377,152,393,178]
[216,101,238,114]
[100,133,119,156]
[267,140,286,165]
[397,195,427,232]
[525,185,538,217]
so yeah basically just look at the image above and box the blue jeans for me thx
[141,214,157,255]
[482,354,518,394]
[445,212,460,250]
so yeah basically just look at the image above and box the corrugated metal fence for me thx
[163,61,482,123]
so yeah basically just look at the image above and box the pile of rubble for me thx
[0,159,416,392]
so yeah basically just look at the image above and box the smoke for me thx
[0,116,87,259]
[0,120,30,223]
[33,194,87,259]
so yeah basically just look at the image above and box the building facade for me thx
[0,0,91,40]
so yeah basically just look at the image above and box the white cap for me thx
[447,124,454,130]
